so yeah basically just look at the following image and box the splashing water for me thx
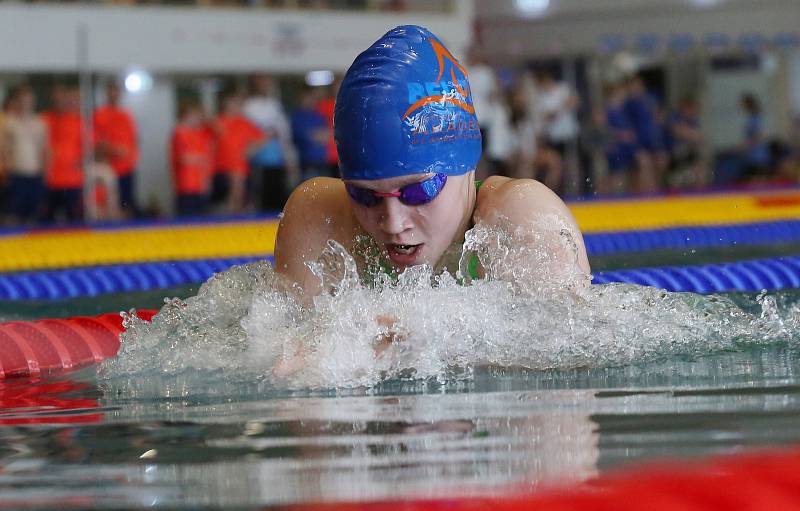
[103,219,800,390]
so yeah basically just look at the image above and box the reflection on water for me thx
[2,345,800,508]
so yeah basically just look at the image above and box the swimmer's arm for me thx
[274,177,353,305]
[476,177,591,274]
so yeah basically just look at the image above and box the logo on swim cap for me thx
[335,25,482,181]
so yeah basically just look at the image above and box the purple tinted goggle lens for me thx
[346,173,448,207]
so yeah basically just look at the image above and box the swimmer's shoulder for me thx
[281,177,354,227]
[474,176,591,274]
[475,176,570,225]
[275,177,359,269]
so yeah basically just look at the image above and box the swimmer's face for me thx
[346,172,473,270]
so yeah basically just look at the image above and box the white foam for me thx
[103,219,800,390]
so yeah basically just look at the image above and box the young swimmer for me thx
[274,25,590,304]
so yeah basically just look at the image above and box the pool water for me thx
[2,343,800,508]
[2,236,800,509]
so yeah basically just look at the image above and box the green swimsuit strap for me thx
[467,252,480,280]
[466,179,483,280]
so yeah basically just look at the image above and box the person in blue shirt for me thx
[603,82,636,194]
[624,75,666,193]
[291,86,331,182]
[667,97,706,188]
[739,93,771,180]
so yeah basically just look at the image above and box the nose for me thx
[377,198,413,235]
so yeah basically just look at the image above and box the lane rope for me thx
[0,253,798,301]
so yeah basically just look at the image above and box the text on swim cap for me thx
[407,80,471,104]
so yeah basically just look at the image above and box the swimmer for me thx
[274,25,590,304]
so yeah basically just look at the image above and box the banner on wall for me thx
[599,31,800,56]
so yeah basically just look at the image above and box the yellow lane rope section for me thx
[570,189,800,232]
[0,221,278,272]
[1,189,799,272]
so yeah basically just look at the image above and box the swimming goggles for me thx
[345,173,447,207]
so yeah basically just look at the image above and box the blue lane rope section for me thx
[593,255,800,293]
[0,257,271,301]
[1,254,800,300]
[583,220,800,255]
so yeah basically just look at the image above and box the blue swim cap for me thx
[335,25,482,181]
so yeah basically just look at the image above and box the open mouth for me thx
[391,244,418,254]
[386,243,423,265]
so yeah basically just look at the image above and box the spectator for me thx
[739,93,770,180]
[170,100,214,216]
[1,85,50,223]
[507,86,562,189]
[0,94,8,222]
[89,145,122,221]
[213,89,265,214]
[466,46,500,179]
[485,89,514,177]
[781,115,800,183]
[667,96,705,188]
[624,74,664,194]
[291,85,330,182]
[315,77,340,177]
[533,68,580,194]
[243,74,298,212]
[43,84,84,222]
[603,82,636,194]
[581,105,611,194]
[93,80,139,217]
[508,89,533,180]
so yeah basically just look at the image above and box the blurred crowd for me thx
[2,62,800,226]
[0,74,340,224]
[468,53,800,198]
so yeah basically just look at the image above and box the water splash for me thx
[104,220,800,390]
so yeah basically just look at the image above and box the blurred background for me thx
[0,0,798,225]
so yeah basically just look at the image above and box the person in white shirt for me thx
[1,85,49,223]
[533,69,580,193]
[508,83,562,190]
[486,92,514,177]
[243,74,299,211]
[466,46,500,178]
[534,69,580,150]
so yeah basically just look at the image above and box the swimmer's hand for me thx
[272,348,307,379]
[272,315,406,379]
[374,315,407,356]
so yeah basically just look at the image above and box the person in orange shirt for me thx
[170,100,214,217]
[43,84,84,222]
[93,81,139,217]
[212,90,265,214]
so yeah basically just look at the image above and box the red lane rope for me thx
[0,309,157,379]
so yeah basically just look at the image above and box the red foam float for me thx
[285,446,800,511]
[0,309,156,379]
[0,378,103,425]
